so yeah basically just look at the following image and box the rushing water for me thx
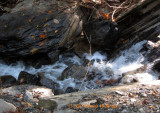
[0,40,158,91]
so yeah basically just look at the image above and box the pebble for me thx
[115,91,124,96]
[140,93,147,97]
[139,108,145,113]
[130,98,136,104]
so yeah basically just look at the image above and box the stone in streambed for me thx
[65,87,78,93]
[18,71,39,85]
[39,75,60,90]
[0,75,17,87]
[60,65,86,80]
[153,61,160,73]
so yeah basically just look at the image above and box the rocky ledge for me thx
[0,80,160,113]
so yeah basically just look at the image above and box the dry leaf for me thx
[96,80,100,84]
[123,39,129,44]
[31,35,35,38]
[4,25,7,28]
[26,102,32,107]
[30,48,38,53]
[0,44,3,48]
[44,24,47,27]
[149,106,154,109]
[110,105,118,109]
[43,30,47,33]
[54,30,58,33]
[36,25,39,29]
[48,10,52,13]
[29,19,32,23]
[105,14,109,19]
[39,42,44,46]
[112,18,116,22]
[39,34,46,39]
[45,18,49,21]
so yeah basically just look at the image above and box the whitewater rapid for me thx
[0,40,158,90]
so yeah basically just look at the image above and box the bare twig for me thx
[111,0,131,21]
[78,32,92,91]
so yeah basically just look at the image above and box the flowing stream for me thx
[0,40,158,91]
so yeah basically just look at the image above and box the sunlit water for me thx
[0,40,158,91]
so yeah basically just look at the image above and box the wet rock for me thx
[37,100,57,112]
[72,41,98,58]
[54,89,64,95]
[121,75,138,84]
[47,50,60,64]
[65,87,78,93]
[72,41,90,58]
[60,65,86,80]
[0,75,17,87]
[39,76,59,90]
[83,20,119,49]
[27,54,51,68]
[122,66,147,77]
[18,71,39,85]
[153,61,160,72]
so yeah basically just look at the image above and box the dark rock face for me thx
[18,71,39,85]
[83,20,119,49]
[0,0,82,66]
[0,75,17,87]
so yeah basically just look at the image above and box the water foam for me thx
[0,40,158,91]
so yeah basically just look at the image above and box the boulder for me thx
[18,71,39,85]
[0,75,17,87]
[39,75,60,90]
[60,65,87,80]
[0,99,16,113]
[83,20,119,49]
[121,75,138,84]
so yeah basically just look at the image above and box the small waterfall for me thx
[0,40,159,91]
